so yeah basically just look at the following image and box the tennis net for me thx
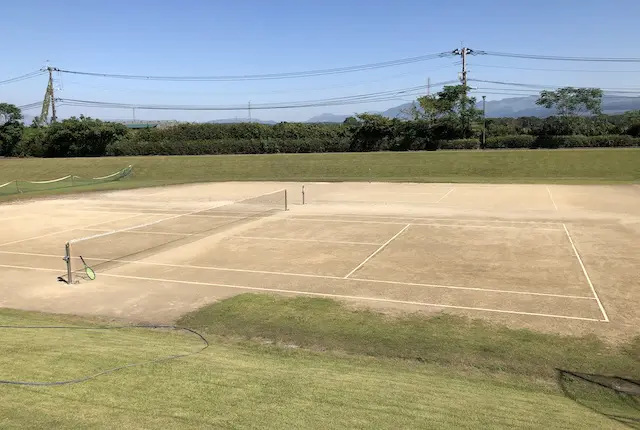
[0,165,133,196]
[62,188,288,284]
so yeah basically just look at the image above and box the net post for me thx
[15,180,21,194]
[64,242,73,284]
[284,189,288,211]
[302,185,305,205]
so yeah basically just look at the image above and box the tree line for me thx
[1,86,640,158]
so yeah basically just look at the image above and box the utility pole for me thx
[133,107,136,122]
[452,47,473,87]
[427,77,431,96]
[452,48,474,137]
[48,66,57,122]
[482,95,487,149]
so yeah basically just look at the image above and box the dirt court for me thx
[0,182,638,340]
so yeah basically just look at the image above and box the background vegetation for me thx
[2,86,640,158]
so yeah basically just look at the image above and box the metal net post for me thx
[64,242,73,284]
[302,185,305,205]
[284,189,288,211]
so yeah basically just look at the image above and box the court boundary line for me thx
[0,263,604,323]
[0,250,598,300]
[0,213,147,248]
[293,213,564,225]
[344,224,411,278]
[562,224,610,322]
[82,228,194,237]
[234,236,382,246]
[436,188,456,203]
[286,217,565,231]
[547,186,559,211]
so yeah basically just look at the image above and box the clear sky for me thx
[2,0,640,122]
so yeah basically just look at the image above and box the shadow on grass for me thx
[557,369,640,429]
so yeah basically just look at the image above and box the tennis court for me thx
[0,181,638,337]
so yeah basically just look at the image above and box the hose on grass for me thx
[0,325,209,386]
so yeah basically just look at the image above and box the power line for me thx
[56,80,459,112]
[475,50,640,63]
[53,52,454,82]
[0,70,46,86]
[469,78,640,92]
[469,63,640,73]
[61,64,459,98]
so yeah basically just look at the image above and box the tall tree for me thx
[536,87,603,116]
[410,85,481,139]
[0,103,24,156]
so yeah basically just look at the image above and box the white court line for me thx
[287,217,564,231]
[234,236,382,246]
[436,188,456,203]
[0,213,146,248]
[547,186,559,211]
[344,224,411,278]
[0,263,601,322]
[82,228,194,237]
[563,224,610,322]
[299,213,564,225]
[0,250,597,300]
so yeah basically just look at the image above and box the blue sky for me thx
[2,0,639,122]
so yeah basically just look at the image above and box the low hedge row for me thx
[105,138,352,156]
[102,135,640,156]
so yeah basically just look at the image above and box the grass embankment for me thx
[2,295,638,429]
[0,148,639,200]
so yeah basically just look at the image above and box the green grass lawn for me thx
[1,148,639,201]
[1,296,638,429]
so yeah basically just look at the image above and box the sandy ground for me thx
[0,181,638,340]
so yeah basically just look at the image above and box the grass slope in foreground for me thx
[0,148,638,199]
[2,296,639,429]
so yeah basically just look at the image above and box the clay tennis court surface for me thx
[0,182,638,340]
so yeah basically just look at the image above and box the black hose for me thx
[0,324,209,386]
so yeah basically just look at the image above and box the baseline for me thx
[285,217,564,231]
[0,250,597,301]
[0,263,605,323]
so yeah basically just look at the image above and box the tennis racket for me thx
[79,256,96,281]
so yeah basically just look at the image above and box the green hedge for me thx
[533,135,640,148]
[105,137,352,156]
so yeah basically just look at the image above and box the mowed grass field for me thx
[2,295,638,429]
[0,148,639,201]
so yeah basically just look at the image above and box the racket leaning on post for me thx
[79,256,96,281]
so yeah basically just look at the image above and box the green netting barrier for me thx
[0,165,133,197]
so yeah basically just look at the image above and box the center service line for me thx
[344,224,410,279]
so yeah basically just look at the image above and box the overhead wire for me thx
[475,50,640,63]
[0,70,46,86]
[469,63,640,73]
[57,80,459,112]
[53,52,454,82]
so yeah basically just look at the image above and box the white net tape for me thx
[25,175,72,185]
[0,181,14,189]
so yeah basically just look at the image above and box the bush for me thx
[438,139,478,150]
[484,135,536,149]
[626,123,640,137]
[105,137,351,156]
[533,135,640,149]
